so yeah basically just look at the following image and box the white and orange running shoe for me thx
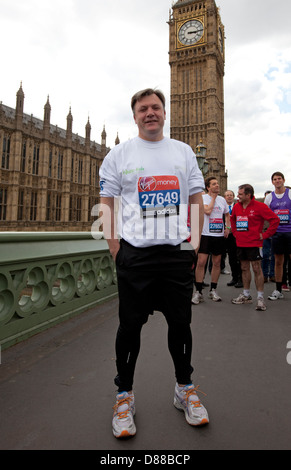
[174,383,209,426]
[112,391,136,439]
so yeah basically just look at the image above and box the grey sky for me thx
[1,0,290,196]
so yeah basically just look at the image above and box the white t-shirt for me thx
[99,136,205,247]
[202,194,229,237]
[265,190,291,207]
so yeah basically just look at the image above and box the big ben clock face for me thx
[178,19,204,46]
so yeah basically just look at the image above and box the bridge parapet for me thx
[0,232,117,350]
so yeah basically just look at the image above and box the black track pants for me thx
[114,239,196,392]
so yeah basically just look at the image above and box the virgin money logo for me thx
[139,177,157,192]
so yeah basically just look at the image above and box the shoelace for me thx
[183,385,207,408]
[113,396,132,420]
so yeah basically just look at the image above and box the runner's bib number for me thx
[209,218,223,233]
[236,216,249,231]
[275,209,290,225]
[138,175,180,218]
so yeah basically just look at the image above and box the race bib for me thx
[138,175,180,218]
[236,216,249,231]
[209,218,223,233]
[275,209,290,225]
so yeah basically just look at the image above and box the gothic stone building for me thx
[169,0,228,191]
[0,85,114,231]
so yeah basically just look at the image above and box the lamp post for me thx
[196,140,209,176]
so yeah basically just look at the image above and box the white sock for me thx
[243,289,250,297]
[257,291,264,299]
[177,383,192,391]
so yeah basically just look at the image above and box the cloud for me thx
[219,0,291,46]
[0,0,171,142]
[219,0,291,195]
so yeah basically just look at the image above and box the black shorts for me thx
[198,235,225,256]
[272,232,291,255]
[116,239,196,326]
[236,247,263,261]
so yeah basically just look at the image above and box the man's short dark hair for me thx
[271,171,285,181]
[131,88,166,114]
[239,184,254,199]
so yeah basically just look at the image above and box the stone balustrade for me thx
[0,232,117,350]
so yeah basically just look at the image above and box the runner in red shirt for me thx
[230,184,280,311]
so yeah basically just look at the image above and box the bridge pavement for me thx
[1,269,291,451]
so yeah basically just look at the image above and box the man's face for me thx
[225,191,234,204]
[208,179,220,193]
[133,94,166,141]
[237,189,248,204]
[272,175,285,190]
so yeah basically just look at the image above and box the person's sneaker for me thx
[256,298,267,311]
[235,281,243,288]
[112,392,136,439]
[221,268,230,274]
[232,293,253,305]
[174,383,209,426]
[208,289,222,302]
[268,290,284,301]
[191,291,204,305]
[282,284,290,292]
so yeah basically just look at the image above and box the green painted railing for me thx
[0,232,117,350]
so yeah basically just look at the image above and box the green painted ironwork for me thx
[0,232,117,350]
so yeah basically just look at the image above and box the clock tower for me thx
[169,0,227,192]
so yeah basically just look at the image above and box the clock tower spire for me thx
[169,0,227,191]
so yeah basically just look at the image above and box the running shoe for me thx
[268,290,284,301]
[112,391,136,439]
[256,298,267,311]
[174,383,209,426]
[282,284,290,292]
[232,293,253,305]
[191,292,204,305]
[208,289,222,302]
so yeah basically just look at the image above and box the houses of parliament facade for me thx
[0,0,227,232]
[0,85,114,232]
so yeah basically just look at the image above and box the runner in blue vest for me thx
[265,172,291,301]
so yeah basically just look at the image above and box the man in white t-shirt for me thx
[192,177,230,304]
[98,88,209,439]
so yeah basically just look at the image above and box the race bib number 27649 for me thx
[138,175,181,218]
